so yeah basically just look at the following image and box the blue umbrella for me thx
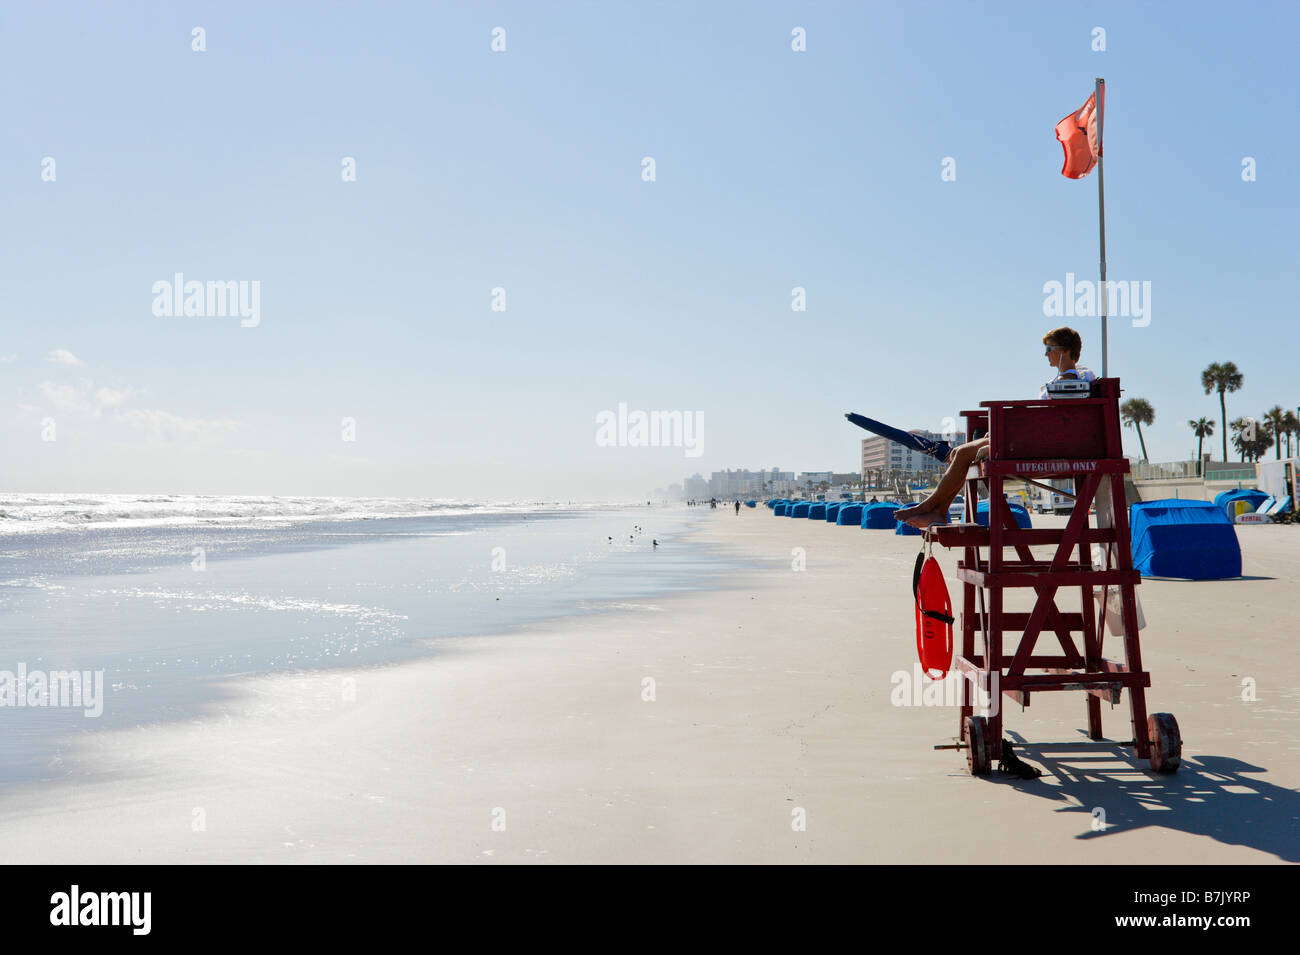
[844,413,952,463]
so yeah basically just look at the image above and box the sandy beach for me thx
[2,507,1295,865]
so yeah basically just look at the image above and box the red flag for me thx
[1055,86,1104,179]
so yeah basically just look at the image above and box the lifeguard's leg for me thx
[895,437,989,527]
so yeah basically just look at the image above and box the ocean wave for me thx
[90,586,409,624]
[0,494,626,536]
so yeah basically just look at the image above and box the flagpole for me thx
[1095,77,1107,378]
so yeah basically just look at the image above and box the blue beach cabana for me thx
[861,502,899,529]
[1130,500,1241,579]
[1213,489,1269,520]
[975,500,1032,529]
[836,503,864,525]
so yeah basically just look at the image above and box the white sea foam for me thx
[0,494,621,536]
[91,586,409,623]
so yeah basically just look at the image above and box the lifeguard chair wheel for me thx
[1147,713,1182,773]
[964,716,991,776]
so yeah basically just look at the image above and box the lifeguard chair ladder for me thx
[924,378,1182,774]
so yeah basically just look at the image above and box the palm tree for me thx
[1201,362,1243,461]
[1229,418,1249,462]
[1121,398,1155,462]
[1188,417,1214,474]
[1230,417,1273,463]
[1250,422,1274,462]
[1282,410,1299,459]
[1264,406,1287,459]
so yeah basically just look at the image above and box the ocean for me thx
[0,495,746,785]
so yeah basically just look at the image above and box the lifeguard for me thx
[894,326,1095,529]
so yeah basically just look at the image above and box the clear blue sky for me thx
[2,1,1296,499]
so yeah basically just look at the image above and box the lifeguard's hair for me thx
[1043,326,1082,361]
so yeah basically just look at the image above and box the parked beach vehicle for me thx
[1031,479,1075,515]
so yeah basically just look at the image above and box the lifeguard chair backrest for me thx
[986,378,1123,463]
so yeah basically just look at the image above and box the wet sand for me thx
[2,508,1296,863]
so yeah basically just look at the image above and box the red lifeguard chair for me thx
[925,378,1182,774]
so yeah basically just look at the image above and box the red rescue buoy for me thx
[913,554,954,680]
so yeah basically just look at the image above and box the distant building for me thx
[708,468,798,498]
[684,468,812,499]
[861,430,958,481]
[709,469,755,498]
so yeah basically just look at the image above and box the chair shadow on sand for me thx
[988,734,1300,862]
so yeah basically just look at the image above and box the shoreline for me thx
[1,509,1296,863]
[0,504,743,789]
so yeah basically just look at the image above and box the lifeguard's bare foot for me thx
[896,506,943,529]
[909,512,946,529]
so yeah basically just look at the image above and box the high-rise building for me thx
[684,468,805,499]
[707,468,798,498]
[684,473,709,499]
[861,430,958,481]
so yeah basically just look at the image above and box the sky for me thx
[2,1,1296,500]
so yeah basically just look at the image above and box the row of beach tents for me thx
[763,498,1032,537]
[765,494,1271,580]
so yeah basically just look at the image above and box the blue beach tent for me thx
[895,519,923,536]
[791,502,811,518]
[837,503,864,525]
[1130,499,1242,579]
[774,504,788,516]
[975,500,1032,529]
[861,502,899,529]
[808,503,827,519]
[825,503,843,522]
[745,500,756,508]
[1213,489,1269,519]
